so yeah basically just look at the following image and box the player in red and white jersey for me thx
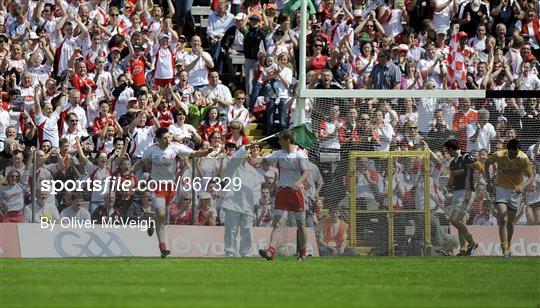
[33,85,64,148]
[136,127,212,258]
[259,131,311,261]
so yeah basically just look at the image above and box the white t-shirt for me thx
[432,0,453,32]
[265,148,309,188]
[275,67,293,98]
[129,126,155,158]
[169,123,197,142]
[84,161,112,203]
[60,206,91,222]
[374,124,395,151]
[466,122,496,152]
[153,46,175,79]
[35,111,61,148]
[142,143,194,181]
[417,98,439,133]
[184,51,211,87]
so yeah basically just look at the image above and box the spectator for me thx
[170,192,193,225]
[367,49,401,89]
[169,108,202,145]
[228,90,250,129]
[242,14,268,97]
[472,207,498,226]
[197,106,225,141]
[60,193,91,222]
[24,188,60,223]
[202,70,233,124]
[185,35,215,89]
[264,52,292,135]
[467,108,496,152]
[371,110,395,151]
[196,192,217,226]
[207,1,234,66]
[452,98,478,151]
[0,149,32,222]
[221,13,248,85]
[225,120,249,147]
[317,208,354,256]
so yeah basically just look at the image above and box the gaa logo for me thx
[54,231,133,257]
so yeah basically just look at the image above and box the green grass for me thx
[1,257,539,307]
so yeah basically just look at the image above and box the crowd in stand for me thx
[0,0,538,257]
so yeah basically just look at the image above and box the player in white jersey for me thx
[138,127,212,258]
[258,131,311,261]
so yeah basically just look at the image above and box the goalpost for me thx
[294,0,540,257]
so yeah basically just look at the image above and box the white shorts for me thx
[495,186,521,211]
[450,190,475,215]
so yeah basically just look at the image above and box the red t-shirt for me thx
[128,58,147,87]
[308,55,329,72]
[70,75,96,100]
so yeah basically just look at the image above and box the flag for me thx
[290,124,316,149]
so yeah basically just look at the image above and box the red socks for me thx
[267,245,276,257]
[159,242,166,251]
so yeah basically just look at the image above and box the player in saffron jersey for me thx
[258,131,311,261]
[138,127,212,258]
[484,139,534,258]
[444,139,484,256]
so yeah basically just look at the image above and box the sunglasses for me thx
[110,13,119,16]
[236,97,246,100]
[315,44,323,47]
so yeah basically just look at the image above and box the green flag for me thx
[290,124,316,149]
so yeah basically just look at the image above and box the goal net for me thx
[304,94,540,257]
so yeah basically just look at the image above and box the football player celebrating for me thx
[484,139,534,259]
[258,131,311,261]
[443,139,484,256]
[138,127,212,258]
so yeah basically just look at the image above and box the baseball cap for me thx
[133,44,144,50]
[353,9,362,17]
[359,32,371,42]
[178,34,187,41]
[199,192,212,200]
[110,46,121,53]
[249,15,260,22]
[398,44,409,52]
[457,31,468,39]
[127,97,138,103]
[235,12,246,20]
[160,33,170,40]
[436,29,447,36]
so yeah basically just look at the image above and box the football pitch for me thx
[1,257,539,307]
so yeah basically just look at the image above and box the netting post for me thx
[423,152,431,252]
[349,153,357,248]
[295,0,308,125]
[191,157,197,225]
[31,150,37,223]
[387,155,395,256]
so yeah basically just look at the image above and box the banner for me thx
[6,224,319,258]
[17,224,158,258]
[0,224,21,258]
[166,226,320,257]
[450,226,540,256]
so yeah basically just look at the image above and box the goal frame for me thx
[348,151,431,256]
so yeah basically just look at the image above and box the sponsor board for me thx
[166,226,319,257]
[0,224,21,258]
[450,226,540,256]
[17,224,158,258]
